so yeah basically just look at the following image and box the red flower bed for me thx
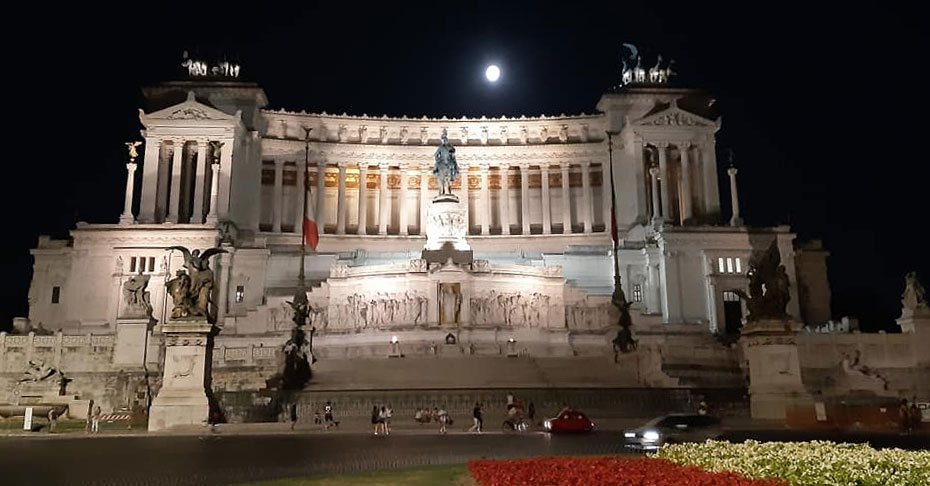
[468,456,787,486]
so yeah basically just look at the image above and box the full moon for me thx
[485,64,501,82]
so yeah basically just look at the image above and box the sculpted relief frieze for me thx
[469,290,552,327]
[329,291,429,330]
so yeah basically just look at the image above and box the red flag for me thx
[303,184,319,250]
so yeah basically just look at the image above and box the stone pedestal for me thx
[423,197,473,264]
[148,319,213,431]
[114,318,151,367]
[740,319,812,420]
[897,309,930,365]
[424,197,470,252]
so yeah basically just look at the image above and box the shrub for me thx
[656,440,930,486]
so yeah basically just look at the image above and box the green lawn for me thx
[236,464,472,486]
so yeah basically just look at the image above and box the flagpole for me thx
[606,130,621,289]
[299,127,313,289]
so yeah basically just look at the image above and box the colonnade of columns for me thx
[133,137,229,224]
[645,142,706,226]
[262,160,606,236]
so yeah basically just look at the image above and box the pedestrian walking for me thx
[91,405,101,434]
[47,408,57,433]
[469,402,483,433]
[324,401,338,429]
[384,403,393,435]
[909,398,922,433]
[528,401,536,424]
[210,410,222,433]
[378,406,388,435]
[438,405,449,434]
[289,402,298,430]
[371,405,381,435]
[899,399,911,434]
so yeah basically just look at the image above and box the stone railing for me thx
[0,331,116,373]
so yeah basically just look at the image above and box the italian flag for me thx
[303,181,319,250]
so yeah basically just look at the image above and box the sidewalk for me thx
[0,416,786,439]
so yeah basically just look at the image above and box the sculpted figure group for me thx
[469,290,551,327]
[329,291,429,330]
[733,241,792,322]
[165,246,227,322]
[566,302,613,330]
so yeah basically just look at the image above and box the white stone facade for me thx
[11,77,928,424]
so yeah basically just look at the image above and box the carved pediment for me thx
[634,106,716,128]
[141,91,239,126]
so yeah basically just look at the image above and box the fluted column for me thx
[378,163,389,235]
[499,164,511,235]
[649,166,661,224]
[336,162,348,234]
[191,140,208,223]
[581,160,593,233]
[560,163,571,234]
[119,162,138,224]
[460,164,470,234]
[316,163,327,232]
[602,157,612,230]
[657,143,670,220]
[679,143,693,224]
[206,162,220,225]
[540,163,552,234]
[139,137,161,223]
[728,167,743,226]
[217,138,234,218]
[519,164,530,234]
[272,159,285,232]
[480,165,490,235]
[420,166,430,234]
[167,140,184,223]
[399,163,410,235]
[294,158,306,233]
[357,164,369,235]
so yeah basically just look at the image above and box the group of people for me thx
[414,406,453,434]
[287,401,338,430]
[371,404,394,435]
[504,392,536,429]
[899,398,924,434]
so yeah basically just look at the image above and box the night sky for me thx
[2,3,925,332]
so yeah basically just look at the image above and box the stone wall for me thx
[215,387,749,424]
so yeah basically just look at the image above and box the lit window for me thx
[723,291,739,302]
[735,258,742,273]
[718,258,725,273]
[235,285,245,303]
[726,258,734,273]
[632,284,643,303]
[51,286,61,304]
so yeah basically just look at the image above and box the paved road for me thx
[0,430,926,486]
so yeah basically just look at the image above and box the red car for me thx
[543,409,595,433]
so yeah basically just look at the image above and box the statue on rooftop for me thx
[433,129,460,198]
[901,271,928,315]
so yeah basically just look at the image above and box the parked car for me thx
[543,409,595,433]
[623,414,723,450]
